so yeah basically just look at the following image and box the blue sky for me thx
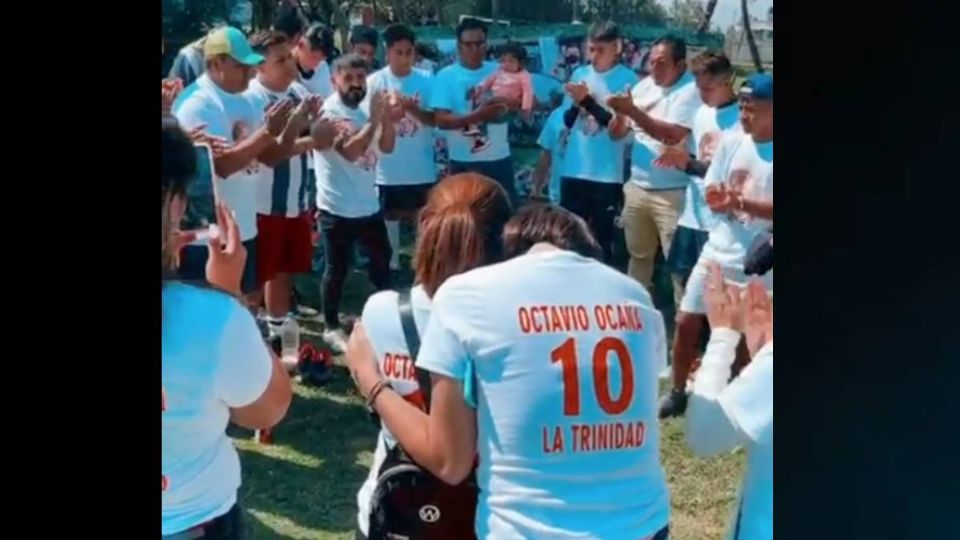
[655,0,773,31]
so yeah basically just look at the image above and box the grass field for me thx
[233,250,745,539]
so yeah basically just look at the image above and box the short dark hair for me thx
[502,204,603,260]
[652,35,687,61]
[305,23,334,54]
[499,42,528,66]
[334,52,369,73]
[588,20,620,43]
[416,42,438,60]
[384,23,416,48]
[456,17,488,41]
[249,31,288,56]
[350,25,379,48]
[273,8,304,39]
[690,50,733,78]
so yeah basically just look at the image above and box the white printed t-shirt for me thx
[312,92,382,218]
[243,78,312,218]
[367,67,437,185]
[417,248,670,540]
[429,61,510,163]
[561,65,639,184]
[699,132,774,270]
[174,74,262,241]
[354,285,432,536]
[629,71,702,191]
[299,60,334,99]
[162,283,273,535]
[677,101,742,231]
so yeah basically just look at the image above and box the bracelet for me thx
[365,379,393,409]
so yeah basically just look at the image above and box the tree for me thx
[697,0,718,34]
[669,0,706,30]
[740,0,764,72]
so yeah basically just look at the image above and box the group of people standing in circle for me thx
[162,12,772,540]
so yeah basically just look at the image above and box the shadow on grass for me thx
[235,367,379,538]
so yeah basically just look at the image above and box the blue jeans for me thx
[449,157,518,209]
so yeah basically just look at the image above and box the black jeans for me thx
[449,157,518,209]
[163,503,245,539]
[319,211,392,327]
[560,177,623,263]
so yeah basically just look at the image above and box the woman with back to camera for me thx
[353,172,513,539]
[347,203,672,539]
[161,119,292,540]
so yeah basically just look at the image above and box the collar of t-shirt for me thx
[297,62,314,79]
[661,69,694,95]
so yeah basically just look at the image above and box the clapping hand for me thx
[654,146,690,170]
[704,263,744,332]
[705,184,736,213]
[606,93,635,115]
[742,280,773,357]
[162,78,183,116]
[265,99,295,137]
[564,82,590,104]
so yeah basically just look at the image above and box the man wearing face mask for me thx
[607,35,702,322]
[313,54,396,352]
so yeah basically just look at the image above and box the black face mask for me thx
[565,54,580,65]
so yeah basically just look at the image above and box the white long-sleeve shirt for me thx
[687,328,773,540]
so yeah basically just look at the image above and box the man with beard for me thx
[313,54,396,351]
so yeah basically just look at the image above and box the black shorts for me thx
[666,225,710,281]
[378,183,433,216]
[177,238,259,295]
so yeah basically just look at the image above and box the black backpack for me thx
[366,290,479,540]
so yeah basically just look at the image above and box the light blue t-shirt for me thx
[560,65,639,184]
[162,283,273,535]
[677,101,742,231]
[429,61,511,163]
[417,249,670,540]
[536,108,570,204]
[629,71,702,190]
[367,67,437,185]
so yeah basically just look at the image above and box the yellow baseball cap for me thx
[203,27,264,66]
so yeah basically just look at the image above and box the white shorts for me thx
[679,257,774,314]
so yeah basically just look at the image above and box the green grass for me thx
[235,242,744,539]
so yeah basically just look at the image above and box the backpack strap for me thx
[397,289,432,412]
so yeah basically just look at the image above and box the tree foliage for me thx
[668,0,706,30]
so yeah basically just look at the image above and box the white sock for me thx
[266,316,286,336]
[386,220,401,267]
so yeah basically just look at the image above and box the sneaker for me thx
[471,138,491,154]
[298,344,334,386]
[291,304,322,322]
[658,389,689,419]
[323,328,349,354]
